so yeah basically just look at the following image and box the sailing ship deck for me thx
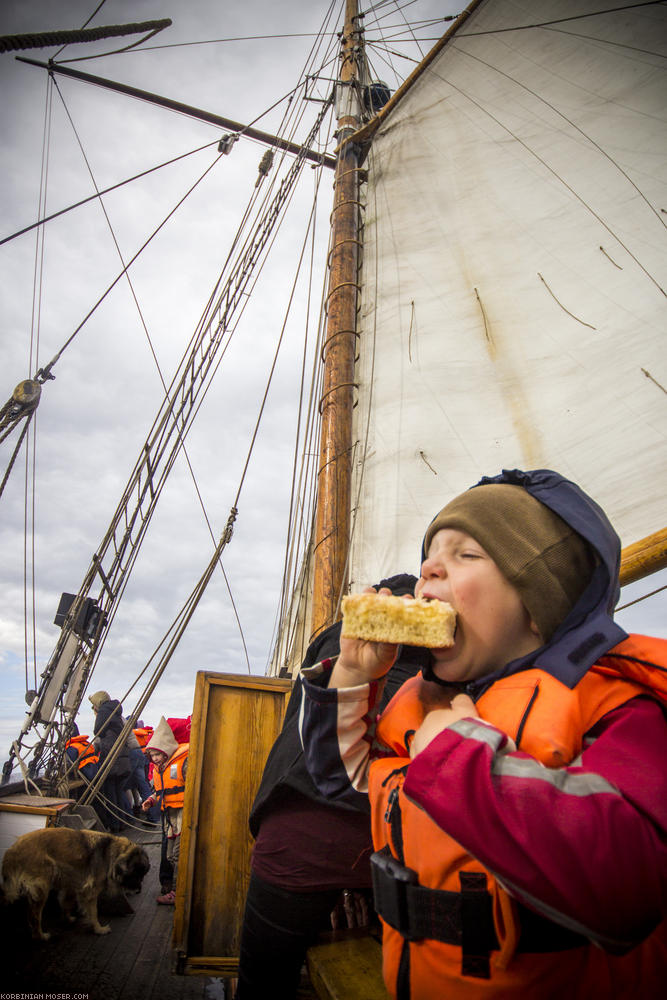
[1,827,223,1000]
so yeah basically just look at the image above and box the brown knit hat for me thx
[88,690,110,709]
[423,484,596,641]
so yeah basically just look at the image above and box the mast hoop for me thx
[327,237,364,269]
[334,166,368,184]
[318,381,359,416]
[328,234,364,263]
[329,199,366,223]
[325,279,362,307]
[320,327,360,363]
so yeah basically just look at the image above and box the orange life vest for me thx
[369,634,667,999]
[152,742,188,809]
[133,727,154,748]
[65,734,99,770]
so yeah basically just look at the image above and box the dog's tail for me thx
[1,862,47,904]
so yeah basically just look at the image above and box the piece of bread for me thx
[341,592,456,647]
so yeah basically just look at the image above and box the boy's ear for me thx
[529,618,543,639]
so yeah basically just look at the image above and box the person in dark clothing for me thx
[124,728,155,818]
[235,573,429,1000]
[89,690,133,833]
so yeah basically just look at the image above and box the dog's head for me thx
[111,841,151,891]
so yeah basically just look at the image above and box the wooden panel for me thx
[173,671,291,975]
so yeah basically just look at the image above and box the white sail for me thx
[348,0,667,587]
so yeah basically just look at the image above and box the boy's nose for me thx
[421,555,446,579]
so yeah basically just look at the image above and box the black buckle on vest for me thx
[371,848,498,979]
[372,849,588,983]
[371,849,418,939]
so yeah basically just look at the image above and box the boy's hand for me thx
[410,693,478,758]
[330,587,400,687]
[332,634,398,686]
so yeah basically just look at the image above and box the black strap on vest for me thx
[161,783,185,799]
[371,846,587,980]
[371,847,498,979]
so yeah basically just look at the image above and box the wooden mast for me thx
[310,0,363,638]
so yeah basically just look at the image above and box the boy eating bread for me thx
[299,468,667,999]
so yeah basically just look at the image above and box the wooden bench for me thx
[307,930,389,1000]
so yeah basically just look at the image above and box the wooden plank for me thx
[182,956,239,976]
[307,935,389,1000]
[0,798,74,813]
[174,672,291,974]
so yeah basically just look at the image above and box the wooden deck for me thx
[1,827,227,1000]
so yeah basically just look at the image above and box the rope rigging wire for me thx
[455,1,666,38]
[2,0,346,788]
[0,139,222,249]
[20,72,57,694]
[78,177,330,794]
[6,79,339,789]
[78,143,334,781]
[49,76,253,676]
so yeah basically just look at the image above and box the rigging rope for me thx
[456,1,666,37]
[49,78,253,676]
[0,140,220,249]
[53,0,108,61]
[0,19,172,54]
[10,94,336,787]
[4,3,342,782]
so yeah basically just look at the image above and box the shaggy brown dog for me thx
[1,827,150,940]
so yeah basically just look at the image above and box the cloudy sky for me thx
[1,0,664,765]
[0,0,468,760]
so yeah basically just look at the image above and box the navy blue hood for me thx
[422,468,628,695]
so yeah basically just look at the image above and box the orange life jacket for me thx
[133,727,154,748]
[369,634,667,999]
[65,734,99,770]
[152,742,188,810]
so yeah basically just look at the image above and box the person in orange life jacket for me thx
[65,722,113,828]
[89,690,133,833]
[299,469,667,999]
[65,722,99,781]
[142,716,188,905]
[133,723,154,748]
[132,723,159,823]
[235,574,428,1000]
